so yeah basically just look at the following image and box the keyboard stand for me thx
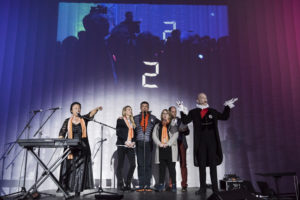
[21,147,73,199]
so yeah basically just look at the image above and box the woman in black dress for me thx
[58,102,102,196]
[115,105,136,191]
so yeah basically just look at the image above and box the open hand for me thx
[224,98,238,109]
[176,100,188,114]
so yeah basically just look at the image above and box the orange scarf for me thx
[140,113,149,132]
[161,121,169,144]
[124,117,134,141]
[67,116,87,159]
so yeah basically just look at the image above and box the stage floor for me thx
[2,188,214,200]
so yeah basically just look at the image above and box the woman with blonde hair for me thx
[116,105,137,191]
[152,109,179,192]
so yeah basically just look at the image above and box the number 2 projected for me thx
[142,61,159,88]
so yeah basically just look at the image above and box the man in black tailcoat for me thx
[177,93,238,194]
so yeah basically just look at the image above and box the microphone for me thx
[77,113,82,118]
[47,107,62,111]
[30,109,43,113]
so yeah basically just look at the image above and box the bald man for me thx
[177,93,237,194]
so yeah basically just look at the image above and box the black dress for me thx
[58,114,94,193]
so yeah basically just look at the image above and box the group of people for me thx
[58,93,238,196]
[115,102,189,193]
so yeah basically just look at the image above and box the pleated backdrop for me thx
[0,0,299,194]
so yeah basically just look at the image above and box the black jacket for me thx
[181,106,230,167]
[116,118,137,145]
[174,117,190,149]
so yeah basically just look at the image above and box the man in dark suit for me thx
[177,93,237,194]
[169,106,190,192]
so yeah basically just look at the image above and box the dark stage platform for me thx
[2,188,215,200]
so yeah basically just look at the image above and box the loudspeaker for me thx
[207,189,262,200]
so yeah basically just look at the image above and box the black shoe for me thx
[75,192,80,197]
[195,188,206,195]
[124,185,133,192]
[181,187,187,192]
[117,180,125,191]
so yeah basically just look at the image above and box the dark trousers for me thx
[116,146,136,186]
[136,141,152,187]
[168,141,187,188]
[159,159,176,185]
[178,141,188,188]
[197,129,218,191]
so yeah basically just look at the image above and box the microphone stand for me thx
[3,109,58,198]
[33,109,58,137]
[81,116,122,199]
[0,111,40,198]
[2,111,39,161]
[0,142,14,183]
[143,111,146,190]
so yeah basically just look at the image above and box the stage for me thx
[3,188,215,200]
[1,0,300,199]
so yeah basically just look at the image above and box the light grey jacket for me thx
[152,123,179,164]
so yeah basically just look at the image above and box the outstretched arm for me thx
[215,97,238,120]
[214,106,230,120]
[89,106,103,118]
[180,111,193,125]
[176,100,192,125]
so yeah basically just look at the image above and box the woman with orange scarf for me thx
[58,102,102,197]
[152,109,179,192]
[115,106,137,191]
